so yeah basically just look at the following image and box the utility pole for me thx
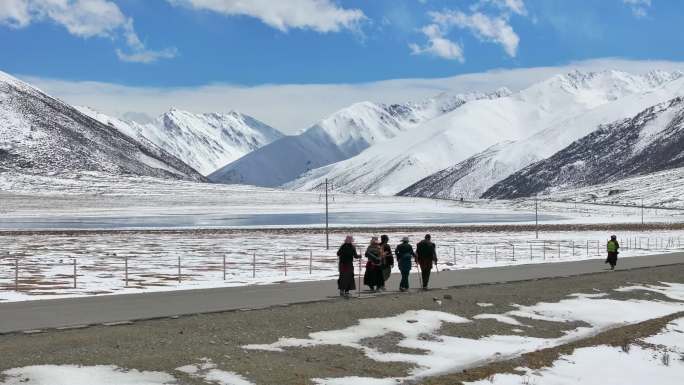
[535,195,539,239]
[641,199,644,225]
[325,178,329,250]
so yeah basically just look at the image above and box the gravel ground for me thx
[2,264,684,384]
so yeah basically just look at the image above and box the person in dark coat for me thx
[395,236,416,292]
[380,234,394,289]
[606,235,620,270]
[363,236,385,292]
[337,235,360,297]
[416,234,437,290]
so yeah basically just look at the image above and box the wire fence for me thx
[0,235,681,296]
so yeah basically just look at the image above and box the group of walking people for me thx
[336,234,438,297]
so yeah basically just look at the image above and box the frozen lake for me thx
[0,211,561,230]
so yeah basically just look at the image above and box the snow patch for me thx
[243,285,684,383]
[0,365,175,385]
[466,344,684,385]
[175,358,254,385]
[473,314,525,326]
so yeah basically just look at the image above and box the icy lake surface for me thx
[0,212,561,230]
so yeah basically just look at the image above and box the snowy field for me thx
[1,171,682,227]
[2,282,683,385]
[0,171,683,301]
[0,229,682,302]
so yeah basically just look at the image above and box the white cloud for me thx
[0,0,31,27]
[475,0,527,16]
[116,47,180,64]
[17,58,684,134]
[623,0,652,18]
[409,24,464,61]
[0,0,176,63]
[36,0,128,38]
[167,0,366,33]
[431,10,520,57]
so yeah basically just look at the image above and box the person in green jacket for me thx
[395,237,417,292]
[606,235,620,270]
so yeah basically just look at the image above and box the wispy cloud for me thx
[0,0,32,28]
[623,0,652,18]
[431,10,520,58]
[409,24,464,61]
[167,0,366,33]
[474,0,527,16]
[116,47,179,64]
[0,0,177,63]
[411,0,523,62]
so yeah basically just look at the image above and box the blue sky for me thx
[1,0,683,132]
[1,0,682,87]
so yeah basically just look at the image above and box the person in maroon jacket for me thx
[379,234,394,290]
[337,235,360,298]
[363,236,385,292]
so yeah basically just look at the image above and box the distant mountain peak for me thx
[1,72,205,181]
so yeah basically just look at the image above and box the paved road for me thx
[1,252,683,334]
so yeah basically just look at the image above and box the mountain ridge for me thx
[209,89,510,187]
[483,96,684,198]
[0,70,206,181]
[290,69,684,196]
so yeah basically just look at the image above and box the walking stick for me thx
[416,259,423,289]
[357,248,362,298]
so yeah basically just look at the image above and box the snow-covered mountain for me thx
[291,70,684,196]
[209,89,510,187]
[537,166,684,208]
[0,71,205,181]
[483,96,684,199]
[400,71,684,199]
[77,107,283,176]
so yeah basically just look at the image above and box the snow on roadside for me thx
[245,284,684,384]
[0,365,175,385]
[507,283,684,327]
[176,358,254,385]
[0,360,257,385]
[644,318,684,353]
[465,344,684,385]
[467,316,684,385]
[473,314,526,326]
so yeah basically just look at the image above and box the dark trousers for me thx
[606,252,618,268]
[400,269,410,289]
[421,267,432,288]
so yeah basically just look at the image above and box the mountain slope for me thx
[292,70,684,196]
[0,71,205,181]
[397,142,515,199]
[78,107,283,176]
[483,97,684,198]
[538,166,684,208]
[400,71,684,199]
[209,90,510,187]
